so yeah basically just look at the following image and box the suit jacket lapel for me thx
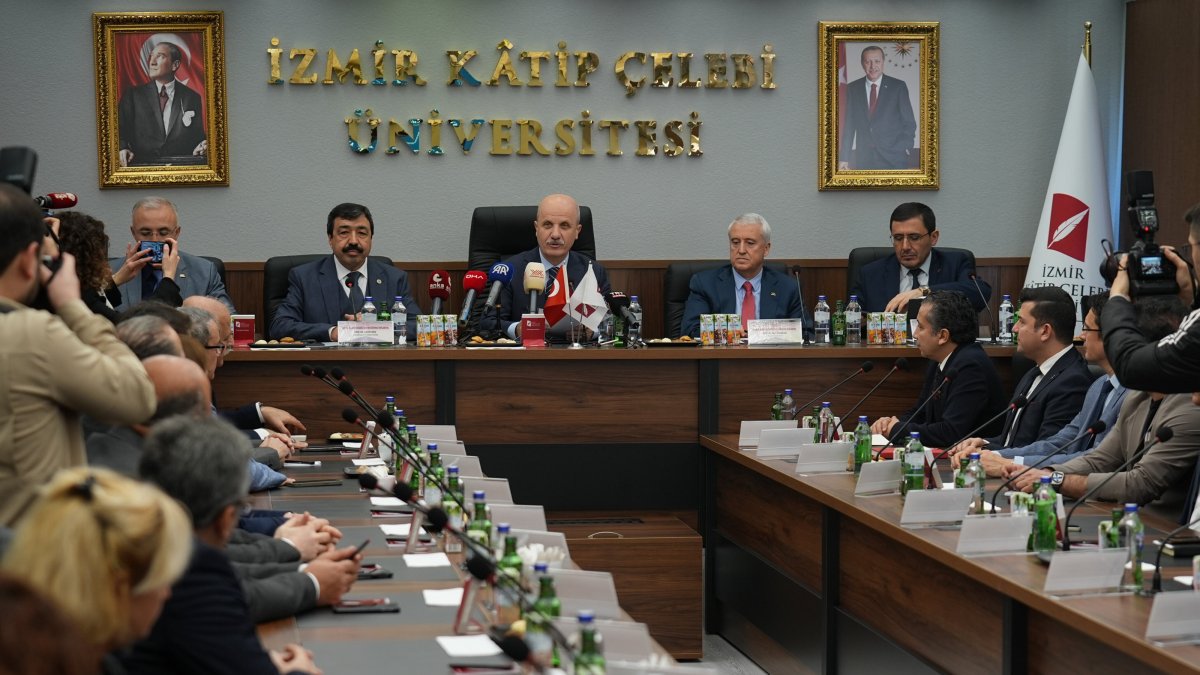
[318,257,343,323]
[715,266,736,314]
[1002,367,1039,437]
[929,249,945,285]
[759,270,779,319]
[173,256,189,296]
[166,82,183,141]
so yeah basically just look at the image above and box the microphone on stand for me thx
[927,397,1027,468]
[969,273,998,344]
[834,358,910,434]
[524,263,546,313]
[1150,512,1200,593]
[790,265,808,341]
[988,420,1107,512]
[428,270,451,315]
[791,361,874,420]
[873,368,958,461]
[484,262,515,308]
[1062,426,1174,551]
[459,270,488,324]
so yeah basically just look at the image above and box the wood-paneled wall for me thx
[225,257,1030,339]
[1123,0,1200,249]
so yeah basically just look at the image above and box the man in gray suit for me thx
[108,197,234,312]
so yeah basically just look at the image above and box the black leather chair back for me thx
[200,256,226,286]
[662,261,788,339]
[262,254,394,328]
[845,246,976,297]
[467,205,596,271]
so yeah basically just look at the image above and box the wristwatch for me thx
[1049,471,1065,487]
[919,286,931,297]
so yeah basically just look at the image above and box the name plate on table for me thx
[738,420,796,448]
[756,428,808,458]
[747,318,806,345]
[462,477,513,506]
[440,454,483,477]
[855,460,901,496]
[510,528,571,563]
[337,321,394,344]
[1146,591,1200,645]
[546,568,621,619]
[900,488,974,528]
[552,618,654,664]
[416,424,458,441]
[1043,549,1128,594]
[488,504,547,531]
[794,442,852,474]
[956,514,1034,555]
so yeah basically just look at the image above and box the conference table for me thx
[218,342,1019,515]
[700,434,1200,675]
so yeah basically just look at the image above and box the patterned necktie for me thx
[741,281,755,330]
[342,271,363,317]
[158,86,169,112]
[908,268,922,292]
[869,83,878,117]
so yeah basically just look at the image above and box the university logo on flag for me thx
[1046,193,1090,263]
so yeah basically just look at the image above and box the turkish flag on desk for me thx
[1022,49,1112,330]
[543,265,569,326]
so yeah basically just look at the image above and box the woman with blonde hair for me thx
[1,467,192,674]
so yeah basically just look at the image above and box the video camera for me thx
[1099,170,1179,297]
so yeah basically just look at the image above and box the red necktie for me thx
[158,86,169,112]
[741,281,755,330]
[869,83,878,117]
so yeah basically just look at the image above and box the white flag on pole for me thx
[1022,51,1112,325]
[568,263,608,332]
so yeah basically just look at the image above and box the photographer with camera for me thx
[1103,200,1200,394]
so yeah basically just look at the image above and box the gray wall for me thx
[0,0,1125,263]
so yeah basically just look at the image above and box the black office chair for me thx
[200,256,226,286]
[662,261,788,338]
[262,254,394,330]
[844,246,976,297]
[466,205,597,271]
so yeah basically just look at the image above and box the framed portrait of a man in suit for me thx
[93,12,229,187]
[818,22,939,190]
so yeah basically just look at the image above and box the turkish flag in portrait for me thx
[115,32,207,127]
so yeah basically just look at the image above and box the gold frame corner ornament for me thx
[93,11,229,188]
[817,21,939,191]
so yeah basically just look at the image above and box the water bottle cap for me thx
[396,409,404,415]
[910,432,920,438]
[394,296,403,301]
[407,425,417,432]
[818,295,827,300]
[497,523,510,533]
[1040,475,1051,483]
[578,610,595,623]
[365,296,374,301]
[1124,503,1138,512]
[631,295,638,302]
[822,401,831,407]
[427,443,437,450]
[448,466,459,475]
[473,490,485,499]
[858,415,868,421]
[850,294,858,300]
[1003,294,1011,299]
[969,452,980,459]
[385,396,395,402]
[784,389,792,395]
[534,562,549,573]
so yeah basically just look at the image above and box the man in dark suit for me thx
[270,203,422,341]
[985,287,1094,449]
[108,197,234,312]
[838,45,916,170]
[870,291,1006,447]
[493,193,611,340]
[850,202,991,314]
[117,41,207,167]
[681,213,811,339]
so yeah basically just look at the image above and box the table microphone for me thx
[1062,425,1173,551]
[988,420,1107,512]
[969,273,998,344]
[791,361,874,420]
[872,368,958,461]
[485,262,514,308]
[790,265,808,341]
[459,270,488,324]
[523,263,546,313]
[1150,513,1200,593]
[428,270,451,315]
[835,358,909,434]
[931,396,1027,466]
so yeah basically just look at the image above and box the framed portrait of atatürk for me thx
[818,21,939,190]
[93,11,229,187]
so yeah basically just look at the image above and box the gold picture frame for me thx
[817,21,939,190]
[93,11,229,188]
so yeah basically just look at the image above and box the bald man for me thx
[493,193,611,340]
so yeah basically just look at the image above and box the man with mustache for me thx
[270,203,421,341]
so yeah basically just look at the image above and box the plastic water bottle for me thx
[628,295,643,343]
[818,401,836,442]
[998,294,1014,343]
[1032,476,1058,555]
[814,295,831,344]
[574,610,606,674]
[780,389,795,420]
[1119,503,1145,590]
[900,432,924,499]
[845,295,862,345]
[392,296,407,346]
[361,296,377,322]
[963,453,986,514]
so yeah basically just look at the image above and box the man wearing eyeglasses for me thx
[850,202,991,314]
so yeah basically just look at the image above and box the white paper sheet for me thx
[436,634,502,656]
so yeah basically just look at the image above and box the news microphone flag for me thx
[568,263,607,332]
[544,264,569,327]
[1022,49,1112,327]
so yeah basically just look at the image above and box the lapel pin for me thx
[376,278,382,284]
[770,291,777,296]
[179,273,187,278]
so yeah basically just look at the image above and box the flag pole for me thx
[568,262,585,349]
[1083,21,1092,67]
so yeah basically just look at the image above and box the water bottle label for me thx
[815,311,830,324]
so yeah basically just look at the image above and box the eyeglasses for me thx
[1080,327,1101,334]
[205,343,231,355]
[890,233,930,245]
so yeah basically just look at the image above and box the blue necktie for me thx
[140,265,162,299]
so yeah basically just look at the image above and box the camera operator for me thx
[1103,202,1200,393]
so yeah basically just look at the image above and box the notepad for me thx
[423,587,464,607]
[436,634,502,657]
[404,552,452,568]
[352,458,385,466]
